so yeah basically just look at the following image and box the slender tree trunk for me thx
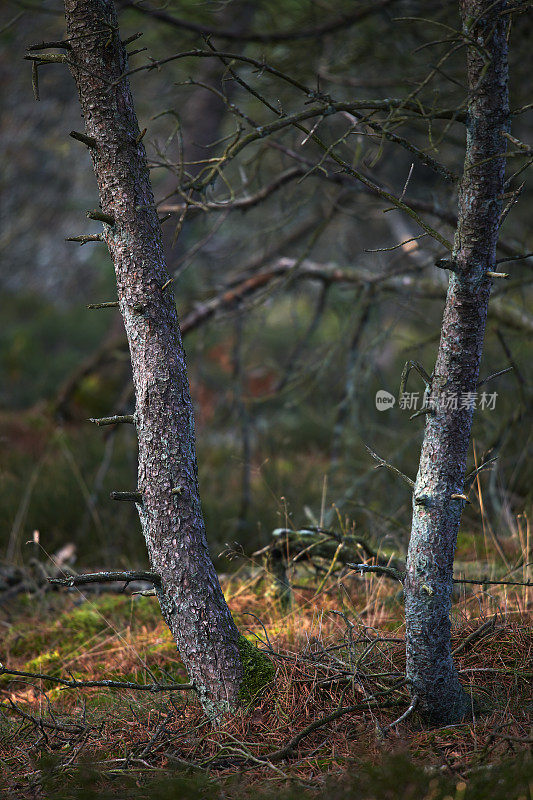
[63,0,272,718]
[404,0,509,724]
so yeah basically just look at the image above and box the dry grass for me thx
[0,527,531,798]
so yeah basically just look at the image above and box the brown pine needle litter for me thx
[0,557,531,798]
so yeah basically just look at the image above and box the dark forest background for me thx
[1,0,531,573]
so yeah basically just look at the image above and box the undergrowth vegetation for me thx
[1,534,531,798]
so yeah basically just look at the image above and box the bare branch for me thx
[89,414,134,425]
[0,664,191,692]
[349,563,405,582]
[464,457,497,490]
[379,695,419,736]
[364,445,415,488]
[120,0,398,44]
[266,698,400,762]
[66,234,104,245]
[48,570,161,587]
[70,130,97,148]
[110,491,143,502]
[400,359,432,396]
[87,209,115,226]
[476,366,512,388]
[27,40,72,51]
[159,167,306,215]
[452,577,532,588]
[451,617,497,656]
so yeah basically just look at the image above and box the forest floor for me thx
[0,529,531,799]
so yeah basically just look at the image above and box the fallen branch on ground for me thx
[0,664,193,693]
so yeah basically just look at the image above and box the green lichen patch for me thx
[237,633,275,704]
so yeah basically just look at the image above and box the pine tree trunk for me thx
[63,0,271,718]
[404,0,509,724]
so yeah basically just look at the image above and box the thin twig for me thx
[379,695,419,736]
[122,0,398,44]
[364,445,415,488]
[451,617,497,656]
[348,563,405,582]
[266,699,400,762]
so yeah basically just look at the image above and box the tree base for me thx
[415,684,472,727]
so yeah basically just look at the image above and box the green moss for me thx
[24,649,61,673]
[0,649,62,688]
[237,634,275,703]
[6,595,161,669]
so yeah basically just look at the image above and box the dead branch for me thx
[378,695,419,736]
[121,0,398,44]
[451,617,497,656]
[48,570,162,588]
[266,697,402,762]
[0,664,193,693]
[349,563,404,582]
[7,699,86,734]
[159,167,306,215]
[364,445,415,488]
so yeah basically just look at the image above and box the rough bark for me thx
[62,0,272,717]
[404,0,509,724]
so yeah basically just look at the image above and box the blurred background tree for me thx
[1,0,531,570]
